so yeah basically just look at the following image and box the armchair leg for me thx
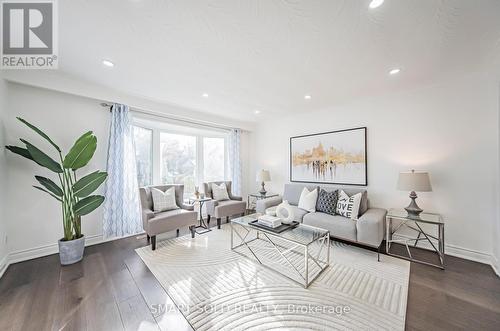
[147,234,150,244]
[217,218,221,229]
[207,215,211,226]
[151,236,156,251]
[176,229,180,237]
[189,225,195,238]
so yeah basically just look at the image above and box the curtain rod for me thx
[100,102,238,132]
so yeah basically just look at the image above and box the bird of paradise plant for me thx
[6,117,107,241]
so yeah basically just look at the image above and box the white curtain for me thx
[102,104,142,238]
[228,129,242,196]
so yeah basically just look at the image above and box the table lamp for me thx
[397,170,432,217]
[256,170,271,195]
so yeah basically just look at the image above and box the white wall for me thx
[5,83,110,261]
[495,82,500,275]
[253,73,499,269]
[2,82,254,264]
[0,77,9,276]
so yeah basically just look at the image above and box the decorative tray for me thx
[249,219,299,233]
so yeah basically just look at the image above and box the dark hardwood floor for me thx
[1,226,499,331]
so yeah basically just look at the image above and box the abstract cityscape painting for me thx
[290,127,367,186]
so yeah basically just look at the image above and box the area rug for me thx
[136,225,410,330]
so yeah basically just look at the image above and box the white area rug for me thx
[136,225,410,330]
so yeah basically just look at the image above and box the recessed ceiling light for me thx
[369,0,384,9]
[254,110,261,114]
[102,59,114,67]
[389,68,401,75]
[304,95,312,100]
[202,93,209,98]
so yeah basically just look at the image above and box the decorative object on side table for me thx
[6,117,107,265]
[256,169,271,195]
[386,208,445,269]
[188,196,212,234]
[397,169,432,218]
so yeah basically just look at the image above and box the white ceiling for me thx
[56,0,500,122]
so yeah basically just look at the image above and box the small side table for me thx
[247,192,279,211]
[386,208,445,269]
[188,197,212,234]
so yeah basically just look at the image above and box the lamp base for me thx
[259,182,267,196]
[405,191,423,218]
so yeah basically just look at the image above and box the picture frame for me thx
[289,127,367,186]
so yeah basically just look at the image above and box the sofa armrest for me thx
[142,209,155,231]
[256,196,283,214]
[356,208,387,247]
[229,192,243,201]
[180,202,194,211]
[205,199,219,216]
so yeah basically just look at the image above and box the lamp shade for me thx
[256,170,271,182]
[397,170,432,192]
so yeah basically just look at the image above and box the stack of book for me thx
[257,215,282,228]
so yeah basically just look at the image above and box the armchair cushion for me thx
[151,187,178,212]
[214,200,246,218]
[147,209,197,236]
[211,183,230,201]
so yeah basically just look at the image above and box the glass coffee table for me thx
[230,213,330,288]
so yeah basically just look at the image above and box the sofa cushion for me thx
[336,190,362,220]
[289,205,309,222]
[302,212,357,242]
[297,187,318,212]
[215,200,246,218]
[283,184,318,205]
[316,189,338,215]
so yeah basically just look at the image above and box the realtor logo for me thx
[1,0,58,69]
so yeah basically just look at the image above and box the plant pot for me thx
[58,235,85,265]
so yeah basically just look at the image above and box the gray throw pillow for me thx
[316,189,338,215]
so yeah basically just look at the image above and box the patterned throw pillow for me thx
[316,189,338,215]
[336,190,362,220]
[212,183,230,201]
[151,187,178,212]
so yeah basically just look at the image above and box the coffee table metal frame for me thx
[230,216,330,288]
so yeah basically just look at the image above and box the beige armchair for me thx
[139,184,197,250]
[204,181,246,229]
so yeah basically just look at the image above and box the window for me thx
[203,137,225,182]
[133,121,228,196]
[133,126,153,186]
[160,133,197,195]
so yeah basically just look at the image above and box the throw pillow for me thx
[212,183,230,201]
[151,187,178,212]
[336,190,362,220]
[316,189,338,215]
[297,187,318,212]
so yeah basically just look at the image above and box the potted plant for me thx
[6,117,107,265]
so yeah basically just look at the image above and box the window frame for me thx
[132,118,229,195]
[132,124,154,187]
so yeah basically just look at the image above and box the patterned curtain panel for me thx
[103,104,142,238]
[228,129,242,196]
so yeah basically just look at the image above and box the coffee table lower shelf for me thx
[230,221,330,288]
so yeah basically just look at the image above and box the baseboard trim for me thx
[0,254,9,279]
[8,234,104,265]
[1,232,146,278]
[390,233,499,276]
